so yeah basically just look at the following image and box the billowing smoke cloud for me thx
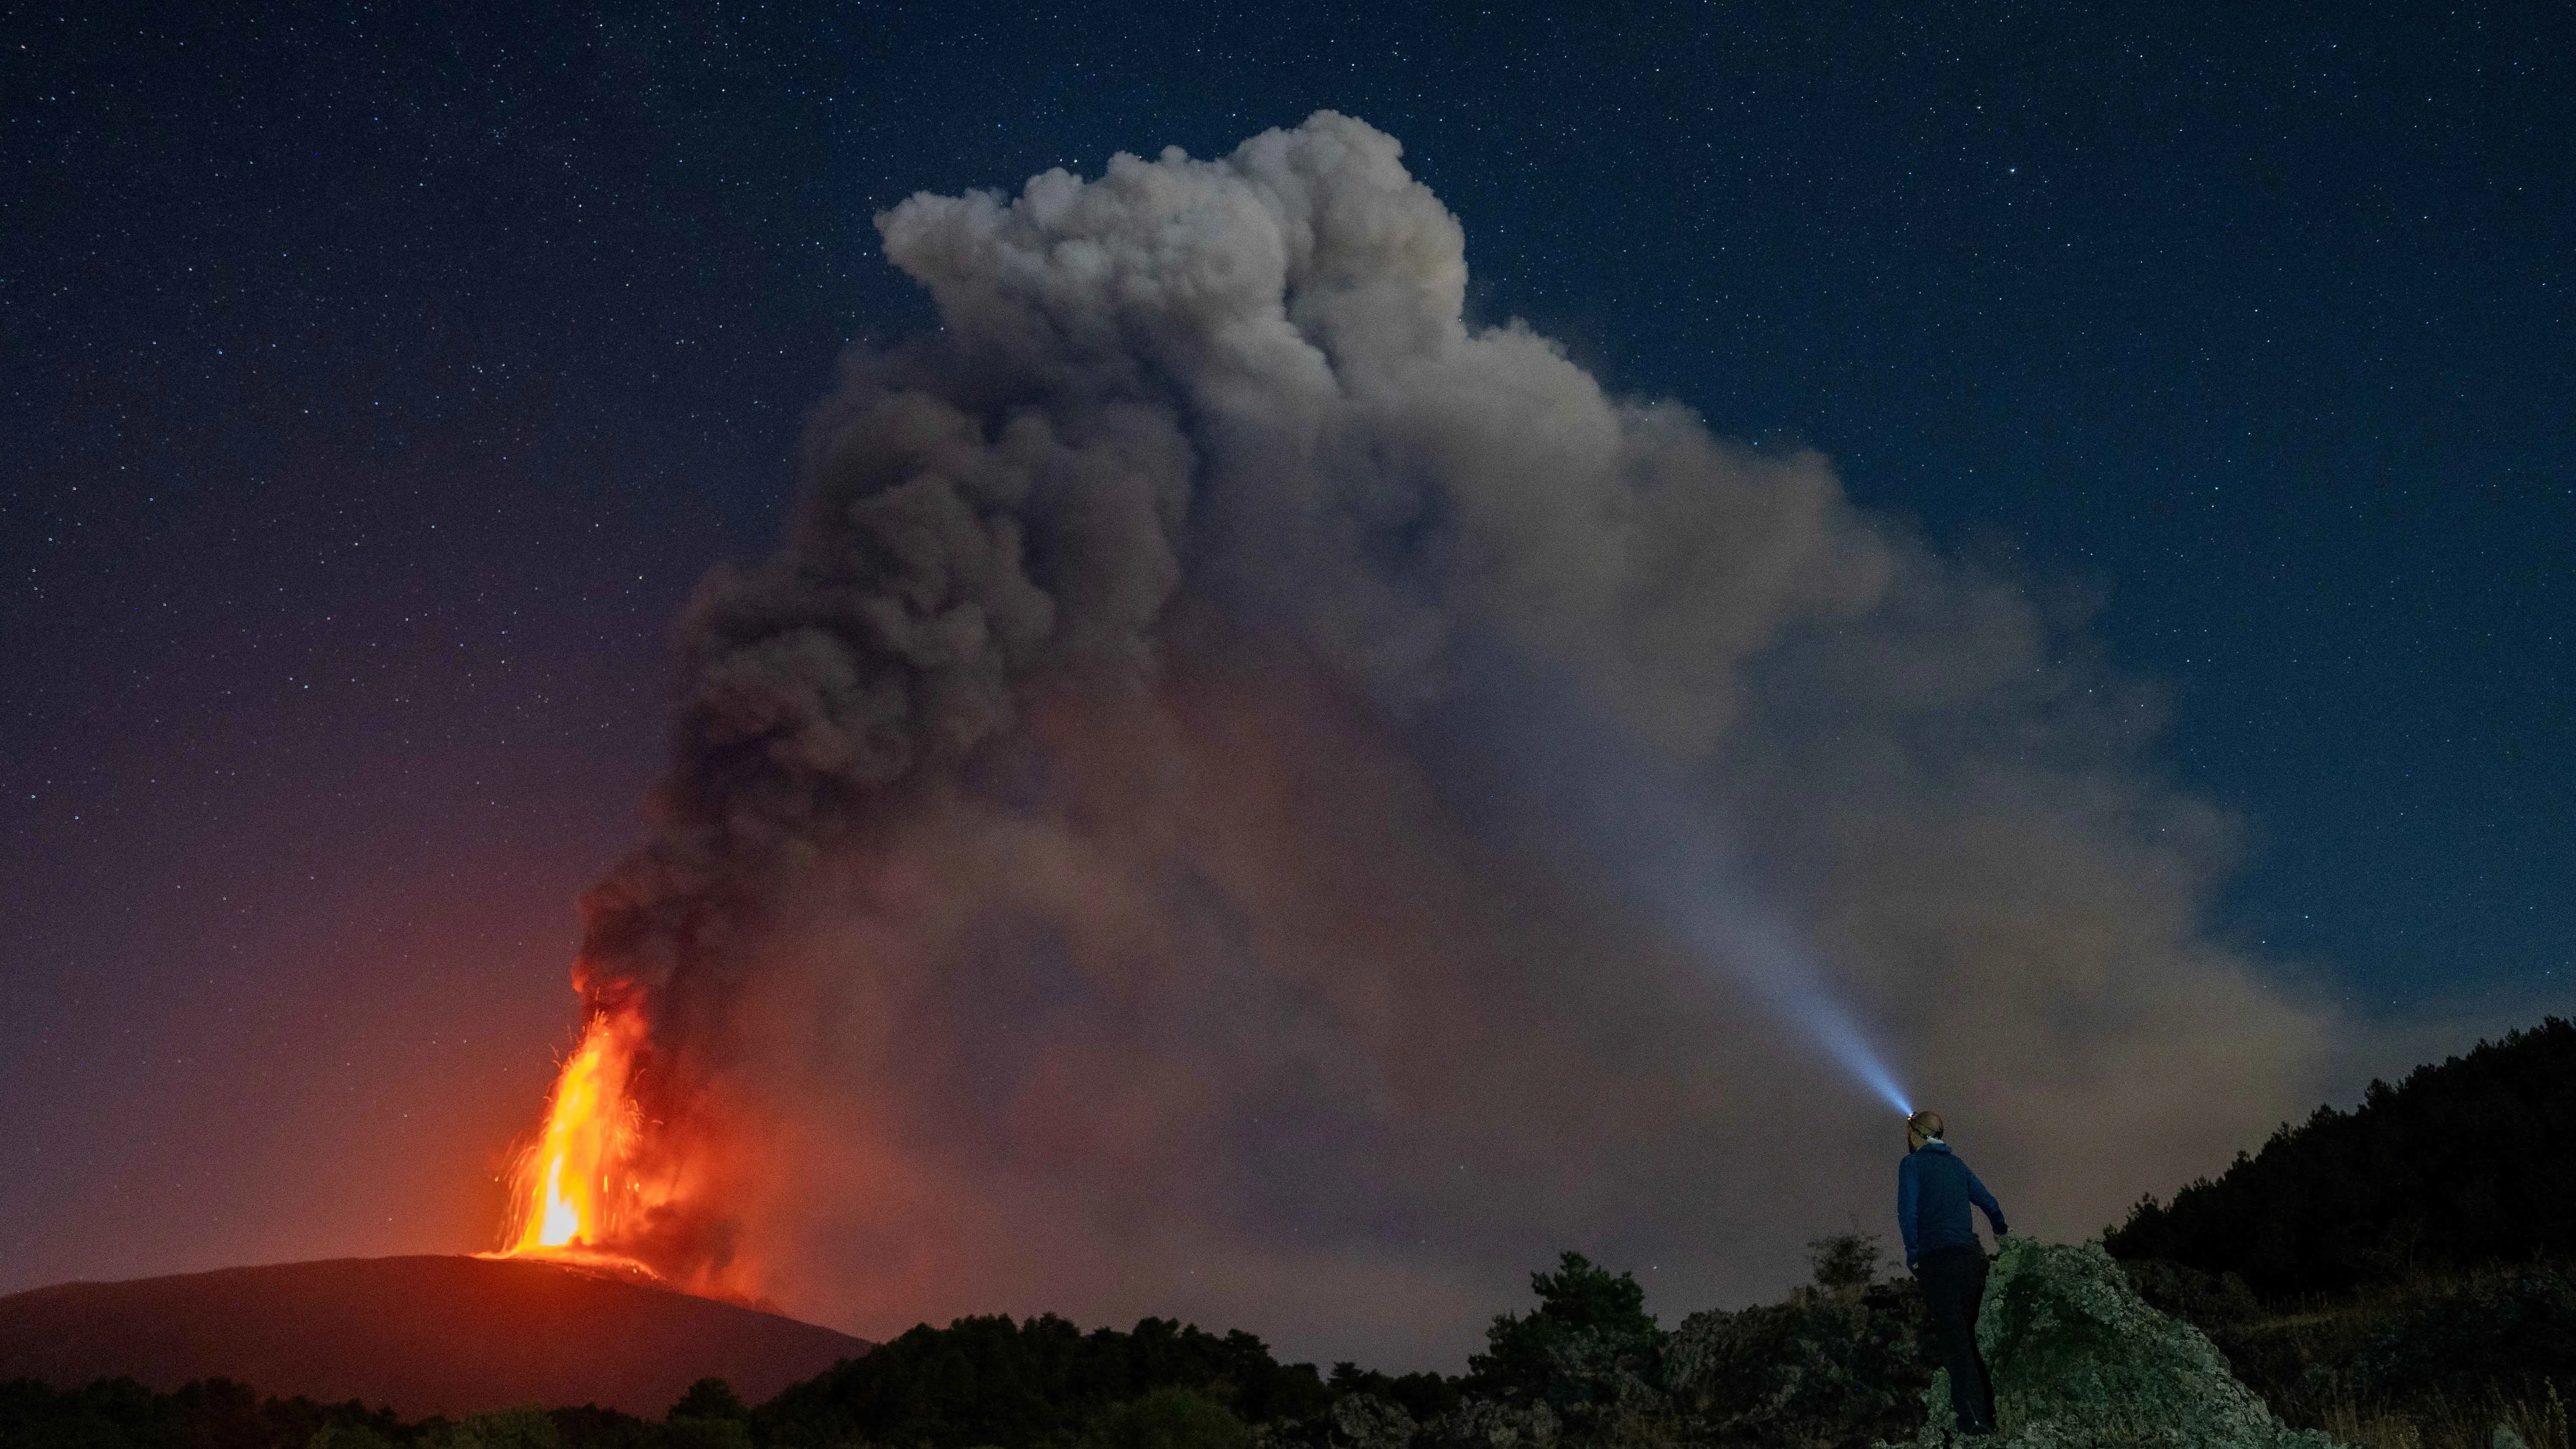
[574,112,2336,1366]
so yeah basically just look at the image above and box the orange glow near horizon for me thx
[491,1004,658,1271]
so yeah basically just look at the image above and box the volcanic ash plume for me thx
[504,112,2337,1364]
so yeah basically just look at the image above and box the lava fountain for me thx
[489,1003,665,1276]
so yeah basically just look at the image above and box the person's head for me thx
[1906,1110,1945,1151]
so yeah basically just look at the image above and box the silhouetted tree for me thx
[2109,1018,2576,1294]
[1460,1249,1666,1446]
[1805,1231,1884,1292]
[753,1312,1327,1449]
[1324,1362,1459,1424]
[665,1381,745,1424]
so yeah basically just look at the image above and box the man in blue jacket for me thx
[1899,1109,2009,1436]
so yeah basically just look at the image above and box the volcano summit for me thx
[0,1254,869,1419]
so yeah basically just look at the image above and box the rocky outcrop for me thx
[1889,1238,2341,1448]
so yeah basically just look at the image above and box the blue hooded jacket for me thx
[1898,1139,2007,1270]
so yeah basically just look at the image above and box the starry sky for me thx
[5,1,2571,1325]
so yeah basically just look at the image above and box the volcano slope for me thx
[0,1255,870,1418]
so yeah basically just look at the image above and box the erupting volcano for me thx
[437,109,2334,1356]
[492,1003,664,1276]
[485,978,758,1302]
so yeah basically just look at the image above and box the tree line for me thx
[2107,1016,2576,1294]
[0,1240,1938,1449]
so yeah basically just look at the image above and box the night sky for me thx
[7,2,2572,1338]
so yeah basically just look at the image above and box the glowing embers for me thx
[493,1004,659,1271]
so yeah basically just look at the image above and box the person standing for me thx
[1899,1109,2009,1437]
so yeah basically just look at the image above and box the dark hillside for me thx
[2108,1018,2576,1295]
[0,1256,868,1419]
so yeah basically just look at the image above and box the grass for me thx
[2311,1379,2567,1449]
[2137,1258,2576,1449]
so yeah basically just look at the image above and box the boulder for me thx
[1888,1238,2342,1448]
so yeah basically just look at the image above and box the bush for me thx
[1078,1388,1249,1449]
[666,1382,746,1425]
[2348,1269,2576,1402]
[1808,1232,1885,1292]
[1667,1234,1929,1446]
[661,1419,753,1449]
[756,1312,1327,1449]
[1325,1363,1459,1426]
[444,1406,561,1449]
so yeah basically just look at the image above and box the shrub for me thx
[1078,1388,1251,1449]
[445,1406,562,1449]
[1666,1243,1929,1446]
[1808,1232,1885,1292]
[2348,1269,2576,1402]
[756,1312,1326,1449]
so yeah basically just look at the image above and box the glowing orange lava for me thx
[490,1003,660,1273]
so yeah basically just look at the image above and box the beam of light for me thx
[1666,889,1914,1118]
[1428,633,1915,1116]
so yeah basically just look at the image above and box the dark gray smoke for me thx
[572,112,2337,1367]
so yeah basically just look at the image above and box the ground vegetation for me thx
[2107,1018,2576,1448]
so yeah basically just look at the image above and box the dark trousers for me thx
[1916,1243,1996,1434]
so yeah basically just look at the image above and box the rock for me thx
[1883,1238,2343,1448]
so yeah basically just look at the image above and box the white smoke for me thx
[577,112,2337,1368]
